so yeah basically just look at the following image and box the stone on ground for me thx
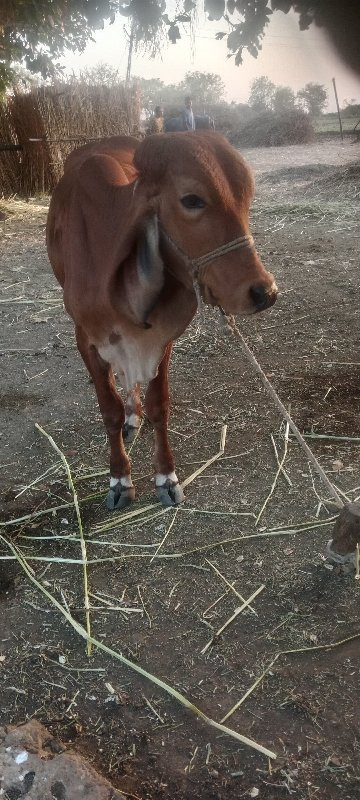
[0,720,126,799]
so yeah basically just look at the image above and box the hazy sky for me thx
[64,7,360,111]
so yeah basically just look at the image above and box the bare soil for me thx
[1,140,360,800]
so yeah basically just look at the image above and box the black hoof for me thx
[326,539,356,565]
[105,483,135,511]
[156,480,185,508]
[122,422,139,444]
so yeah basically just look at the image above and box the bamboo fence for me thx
[0,82,141,197]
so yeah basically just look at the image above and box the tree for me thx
[78,63,121,86]
[118,2,360,74]
[212,1,360,73]
[132,76,165,113]
[133,73,225,115]
[160,82,187,106]
[297,83,328,117]
[272,86,295,114]
[183,71,225,107]
[1,1,359,93]
[0,1,119,92]
[132,78,186,113]
[342,100,360,117]
[249,76,275,113]
[9,66,42,92]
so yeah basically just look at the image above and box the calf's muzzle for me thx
[249,282,277,312]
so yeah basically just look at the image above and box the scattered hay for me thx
[0,82,141,197]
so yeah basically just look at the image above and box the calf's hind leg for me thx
[75,326,135,510]
[145,343,184,507]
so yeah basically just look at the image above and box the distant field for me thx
[314,113,359,134]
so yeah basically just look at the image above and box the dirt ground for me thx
[1,139,360,800]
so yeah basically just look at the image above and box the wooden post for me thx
[332,77,344,142]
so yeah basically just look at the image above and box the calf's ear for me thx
[128,214,164,326]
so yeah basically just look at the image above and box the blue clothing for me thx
[182,108,195,131]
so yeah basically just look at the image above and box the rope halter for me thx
[161,227,255,308]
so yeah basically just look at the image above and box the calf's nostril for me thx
[249,285,267,309]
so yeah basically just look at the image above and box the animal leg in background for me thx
[145,343,184,507]
[75,326,135,510]
[123,384,142,443]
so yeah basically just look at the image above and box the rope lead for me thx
[222,312,344,510]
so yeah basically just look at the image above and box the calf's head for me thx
[134,132,277,316]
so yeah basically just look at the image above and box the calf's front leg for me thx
[75,326,135,510]
[145,343,184,507]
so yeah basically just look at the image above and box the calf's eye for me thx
[180,194,206,209]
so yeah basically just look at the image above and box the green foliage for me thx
[297,83,328,117]
[342,102,360,117]
[134,71,225,113]
[183,71,225,105]
[77,62,121,86]
[0,0,118,93]
[160,82,187,106]
[273,86,296,114]
[1,1,355,94]
[132,77,166,112]
[234,108,314,147]
[249,77,327,121]
[206,101,257,139]
[217,1,273,66]
[249,76,275,112]
[120,1,360,74]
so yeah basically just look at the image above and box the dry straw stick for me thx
[220,655,280,724]
[256,422,290,526]
[157,518,336,560]
[179,507,255,518]
[181,424,227,490]
[0,297,61,305]
[203,586,234,617]
[0,535,276,761]
[205,559,257,616]
[150,508,179,564]
[92,503,167,534]
[19,534,156,548]
[0,501,77,528]
[143,694,164,724]
[201,585,265,655]
[271,433,292,487]
[0,519,336,567]
[137,585,152,627]
[35,423,92,656]
[14,463,61,499]
[294,432,360,443]
[220,632,360,725]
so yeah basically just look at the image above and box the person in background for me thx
[182,96,195,131]
[148,105,164,134]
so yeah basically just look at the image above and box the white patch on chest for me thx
[97,334,163,391]
[125,412,141,428]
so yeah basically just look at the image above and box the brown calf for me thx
[47,133,277,509]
